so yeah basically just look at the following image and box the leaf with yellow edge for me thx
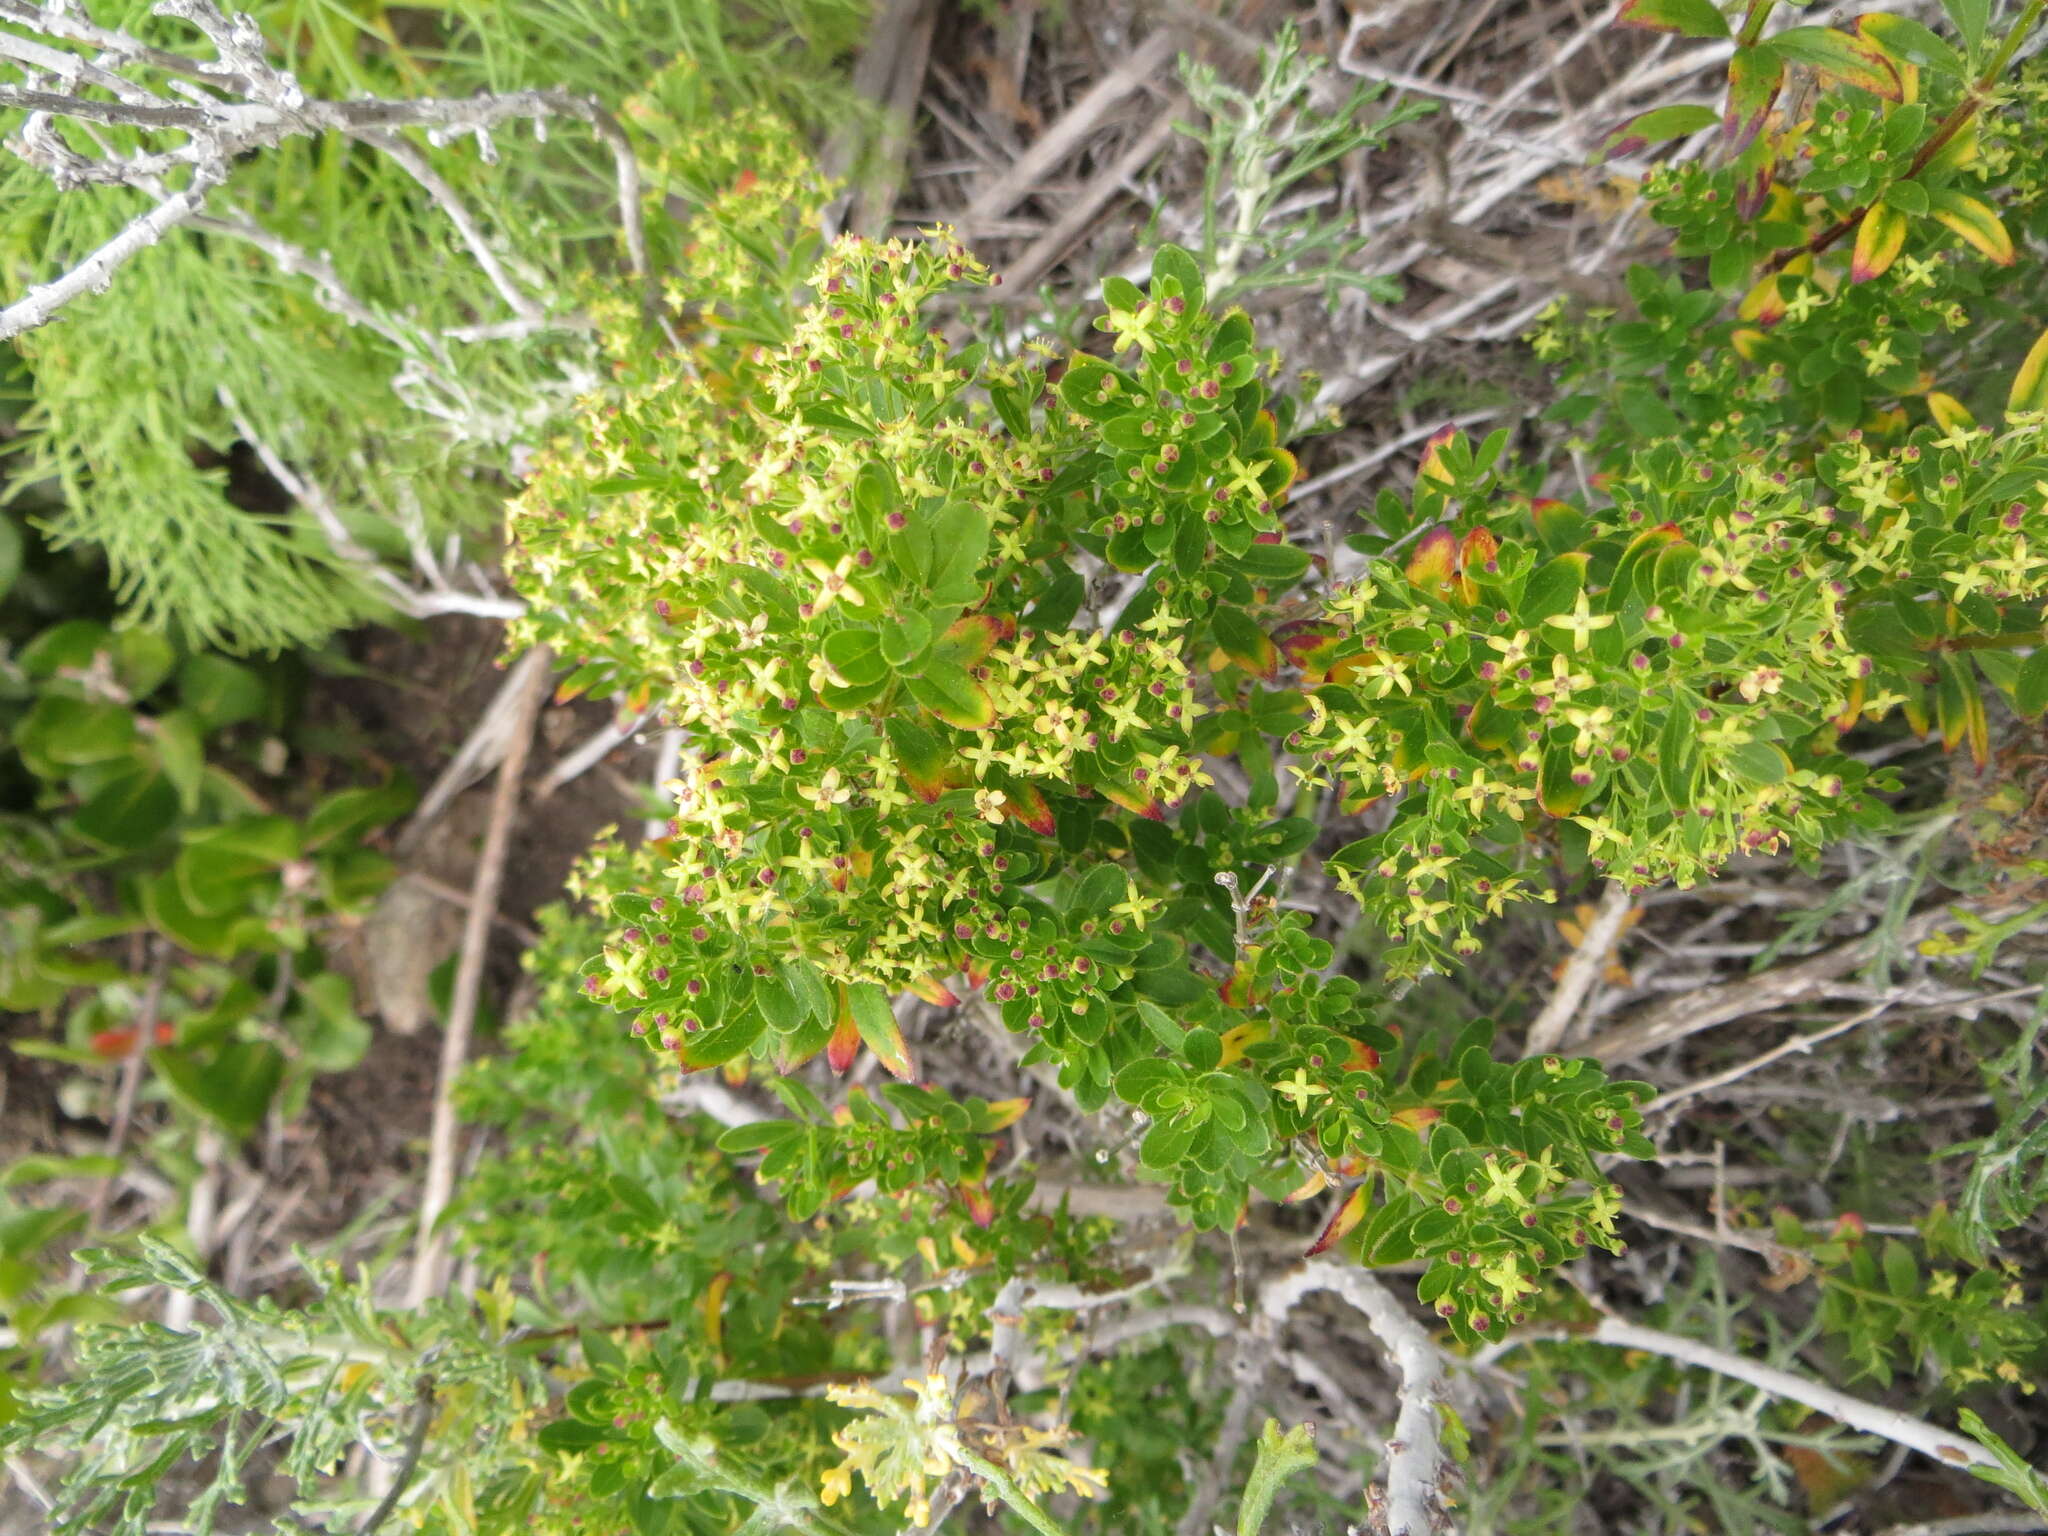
[1922,115,1980,176]
[1927,188,2014,265]
[1738,272,1788,327]
[1404,526,1460,597]
[1306,1184,1370,1256]
[1851,201,1909,283]
[702,1271,731,1361]
[2009,324,2048,414]
[1928,391,1975,431]
[1769,24,1902,99]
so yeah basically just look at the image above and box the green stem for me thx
[951,1442,1080,1536]
[1933,631,2042,652]
[1736,0,1778,48]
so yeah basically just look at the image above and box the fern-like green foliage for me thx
[1,0,868,651]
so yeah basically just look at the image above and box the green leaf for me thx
[926,502,991,604]
[1769,26,1901,99]
[113,629,176,699]
[846,982,913,1079]
[905,660,995,731]
[178,655,268,729]
[1722,741,1791,787]
[148,710,208,814]
[1881,179,1930,216]
[1601,103,1718,160]
[292,973,372,1072]
[15,695,138,769]
[2015,649,2048,718]
[1958,1409,2048,1513]
[1940,0,1988,53]
[0,1154,121,1187]
[71,769,178,853]
[18,619,113,678]
[1150,243,1206,312]
[821,628,888,688]
[1519,554,1586,627]
[1856,13,1965,78]
[1618,0,1730,39]
[0,515,19,605]
[716,1120,802,1155]
[1184,1027,1222,1072]
[152,1041,284,1139]
[177,818,301,915]
[303,777,414,849]
[679,1009,766,1069]
[2008,324,2048,414]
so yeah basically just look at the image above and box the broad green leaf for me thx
[820,627,888,688]
[15,695,138,769]
[1618,0,1730,39]
[905,660,995,731]
[926,502,990,604]
[70,769,177,853]
[1940,0,1989,52]
[1769,25,1901,98]
[178,654,268,729]
[152,1041,284,1139]
[1600,103,1718,160]
[303,776,414,849]
[846,982,914,1079]
[1722,49,1783,155]
[292,973,372,1072]
[2017,650,2048,718]
[1856,13,1965,77]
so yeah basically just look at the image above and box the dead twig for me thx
[396,646,555,858]
[961,30,1180,231]
[405,646,552,1308]
[1581,903,1973,1064]
[85,942,172,1233]
[1523,880,1633,1057]
[995,102,1184,294]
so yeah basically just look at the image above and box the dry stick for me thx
[1260,1260,1451,1536]
[959,30,1180,230]
[1580,903,1971,1064]
[84,944,172,1235]
[405,646,552,1309]
[396,646,555,858]
[1639,1000,1895,1116]
[997,105,1184,293]
[849,0,939,237]
[406,872,542,947]
[1879,1516,2048,1536]
[1491,1316,2000,1475]
[1523,880,1634,1058]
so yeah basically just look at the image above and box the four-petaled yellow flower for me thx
[1543,592,1615,652]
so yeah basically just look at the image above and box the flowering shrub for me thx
[503,0,2048,1469]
